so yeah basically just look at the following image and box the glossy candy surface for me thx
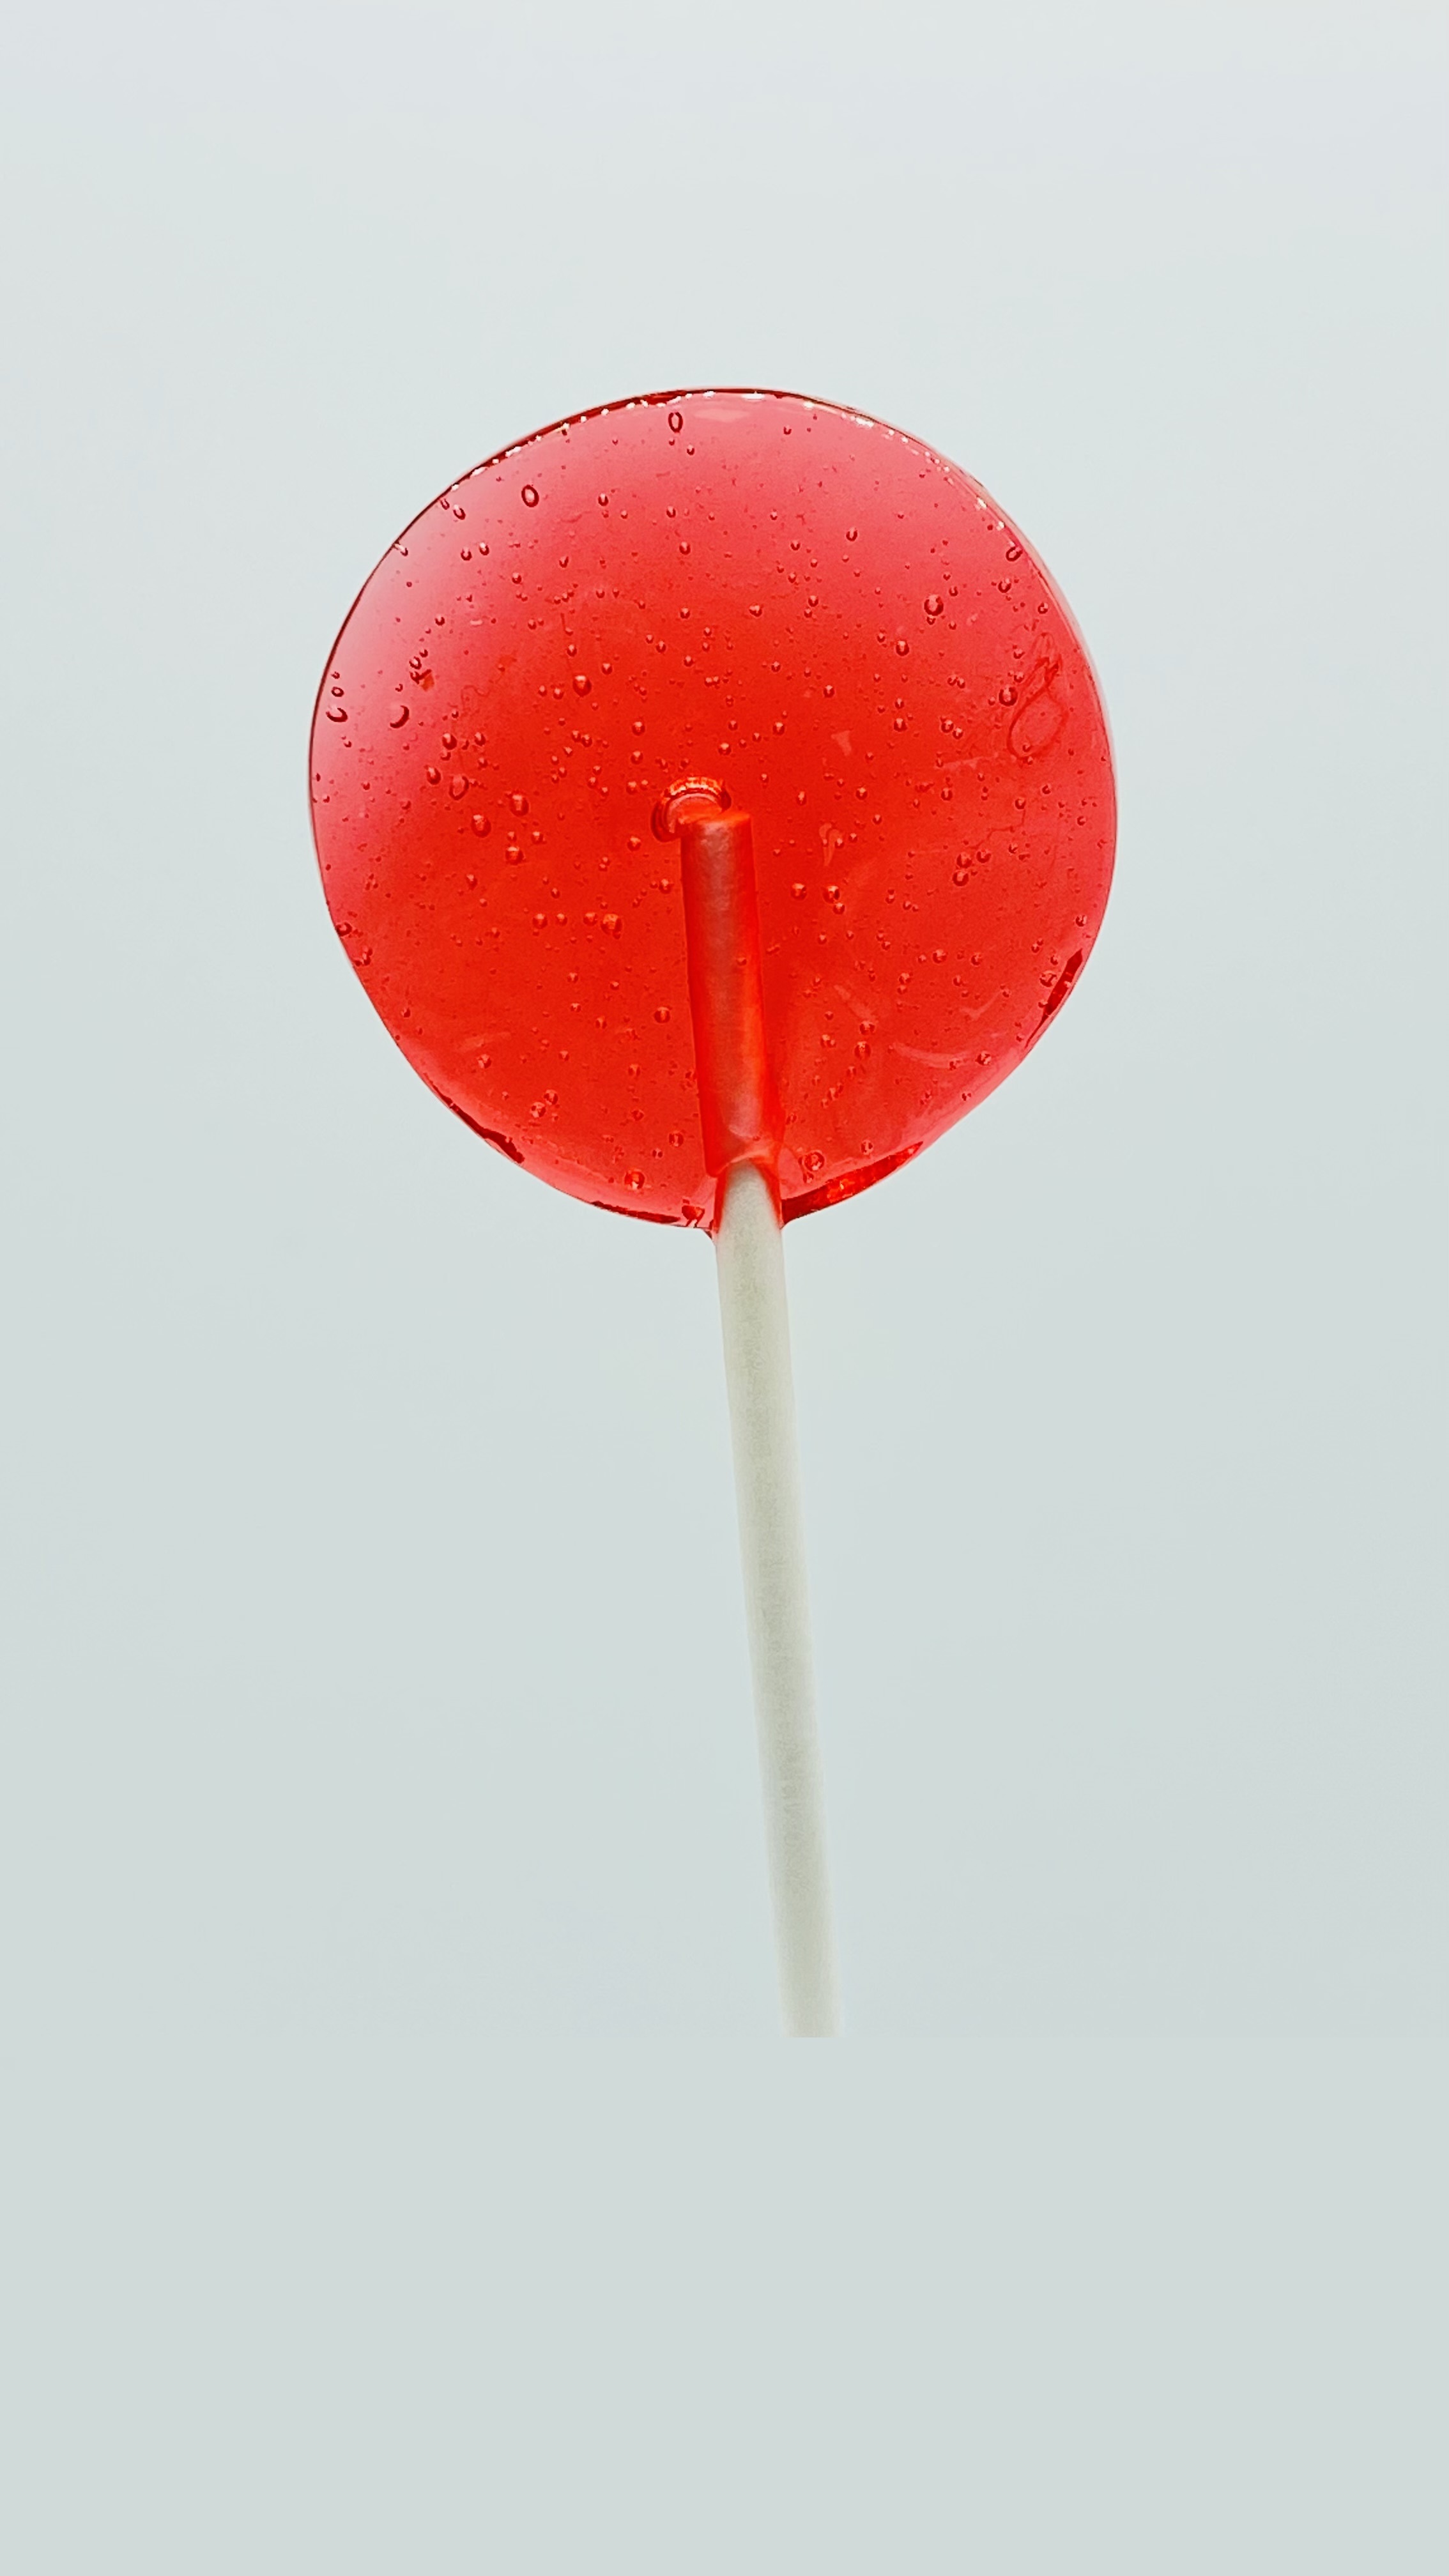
[310,390,1114,1225]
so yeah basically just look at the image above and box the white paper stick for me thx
[714,1158,840,2037]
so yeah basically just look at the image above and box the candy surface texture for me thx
[310,390,1115,1224]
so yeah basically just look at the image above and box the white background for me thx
[1,3,1444,2566]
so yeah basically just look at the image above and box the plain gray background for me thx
[1,1,1445,2566]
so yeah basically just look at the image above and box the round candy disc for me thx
[310,390,1114,1224]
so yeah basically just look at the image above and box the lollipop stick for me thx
[715,1158,840,2035]
[655,781,840,2035]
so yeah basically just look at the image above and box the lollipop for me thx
[310,389,1115,2034]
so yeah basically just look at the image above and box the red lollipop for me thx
[310,390,1115,2033]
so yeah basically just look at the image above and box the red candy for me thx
[310,390,1114,1225]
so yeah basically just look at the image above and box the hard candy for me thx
[310,389,1115,1225]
